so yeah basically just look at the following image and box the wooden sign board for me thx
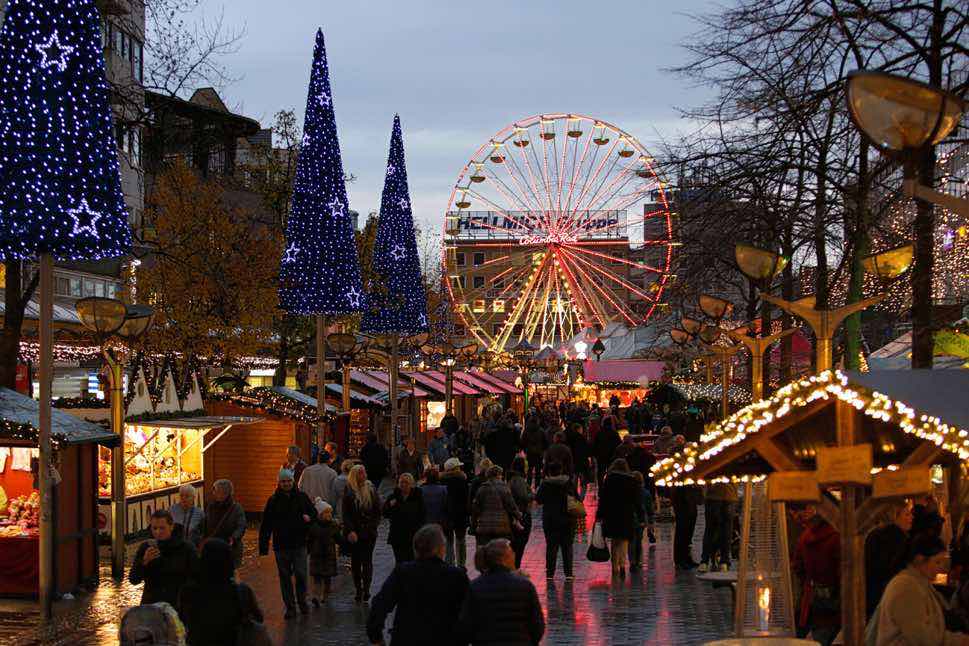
[768,471,820,502]
[872,467,932,499]
[816,444,873,486]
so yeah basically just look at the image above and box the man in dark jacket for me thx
[592,416,621,484]
[564,422,591,495]
[458,538,545,645]
[440,411,460,438]
[486,412,519,472]
[543,431,574,478]
[520,414,548,486]
[441,457,470,568]
[259,468,316,618]
[368,524,470,645]
[360,433,390,487]
[129,509,199,606]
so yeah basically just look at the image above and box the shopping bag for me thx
[586,521,610,562]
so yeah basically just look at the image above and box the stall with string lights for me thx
[652,369,969,643]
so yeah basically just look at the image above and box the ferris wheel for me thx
[442,113,675,352]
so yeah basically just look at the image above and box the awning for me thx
[324,383,384,408]
[422,371,482,396]
[351,370,429,399]
[0,387,117,446]
[470,370,523,395]
[582,359,665,384]
[452,371,506,395]
[269,386,340,413]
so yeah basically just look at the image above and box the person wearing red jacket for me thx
[792,505,841,646]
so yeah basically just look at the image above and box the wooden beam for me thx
[753,437,801,472]
[857,498,894,537]
[902,442,944,468]
[816,498,842,533]
[681,399,829,482]
[841,486,866,646]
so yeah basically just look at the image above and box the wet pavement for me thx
[0,484,734,645]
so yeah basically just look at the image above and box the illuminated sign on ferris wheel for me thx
[452,209,627,240]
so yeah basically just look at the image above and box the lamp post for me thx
[699,326,743,420]
[511,339,538,415]
[75,297,153,580]
[725,326,797,401]
[733,244,902,373]
[592,338,606,362]
[846,70,968,368]
[326,332,364,412]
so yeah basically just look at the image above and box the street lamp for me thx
[699,294,734,321]
[735,244,789,285]
[669,328,692,345]
[326,332,363,412]
[681,317,703,335]
[861,243,915,282]
[75,297,153,580]
[725,326,797,401]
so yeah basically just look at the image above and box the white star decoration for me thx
[346,286,362,308]
[282,243,299,264]
[318,92,331,109]
[68,199,101,237]
[301,133,310,147]
[390,243,406,261]
[417,312,427,327]
[386,164,396,177]
[398,197,410,211]
[35,32,74,72]
[328,197,346,219]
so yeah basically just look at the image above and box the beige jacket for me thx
[868,567,969,646]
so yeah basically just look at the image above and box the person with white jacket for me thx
[867,534,969,646]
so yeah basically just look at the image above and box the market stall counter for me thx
[97,416,260,537]
[0,387,117,598]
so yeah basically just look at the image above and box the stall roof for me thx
[419,371,482,396]
[351,370,429,399]
[652,370,969,486]
[868,331,967,370]
[466,370,522,394]
[324,383,384,408]
[269,387,339,413]
[582,359,665,384]
[126,415,262,429]
[452,371,506,395]
[0,387,116,446]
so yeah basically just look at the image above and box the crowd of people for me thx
[118,395,737,645]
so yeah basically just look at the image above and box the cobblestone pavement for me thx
[0,485,734,645]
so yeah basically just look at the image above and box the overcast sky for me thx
[202,0,717,234]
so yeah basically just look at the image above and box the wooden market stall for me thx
[0,387,115,598]
[651,369,969,645]
[204,388,339,515]
[574,359,665,408]
[350,370,428,446]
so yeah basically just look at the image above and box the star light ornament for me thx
[277,29,363,315]
[360,115,428,335]
[0,0,132,261]
[35,32,74,72]
[68,199,101,237]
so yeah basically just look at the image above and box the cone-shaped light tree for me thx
[0,0,132,259]
[361,115,429,335]
[0,0,133,618]
[279,29,363,445]
[279,29,363,315]
[361,115,428,444]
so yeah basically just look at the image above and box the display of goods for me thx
[5,492,39,529]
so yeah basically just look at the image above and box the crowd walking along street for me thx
[0,0,965,644]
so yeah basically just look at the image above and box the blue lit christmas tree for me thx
[279,29,363,315]
[0,0,131,260]
[361,115,428,335]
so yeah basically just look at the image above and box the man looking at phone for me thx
[129,509,200,605]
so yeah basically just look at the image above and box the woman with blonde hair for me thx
[342,464,382,601]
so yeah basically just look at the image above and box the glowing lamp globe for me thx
[862,244,915,281]
[681,317,703,335]
[326,332,358,357]
[76,297,127,337]
[847,71,966,153]
[670,329,691,345]
[699,294,733,321]
[117,304,153,341]
[735,244,789,282]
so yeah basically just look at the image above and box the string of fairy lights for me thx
[650,370,969,487]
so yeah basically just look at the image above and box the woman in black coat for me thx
[592,416,622,485]
[178,539,263,646]
[383,472,426,564]
[595,458,642,578]
[536,462,579,578]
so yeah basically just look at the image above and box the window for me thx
[512,324,523,338]
[129,127,141,167]
[69,277,82,297]
[473,300,485,313]
[473,252,485,266]
[132,39,143,83]
[454,275,465,289]
[83,279,98,297]
[455,252,466,267]
[55,277,70,296]
[492,300,505,313]
[472,276,485,289]
[101,19,109,49]
[454,325,466,337]
[493,324,503,336]
[114,27,124,55]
